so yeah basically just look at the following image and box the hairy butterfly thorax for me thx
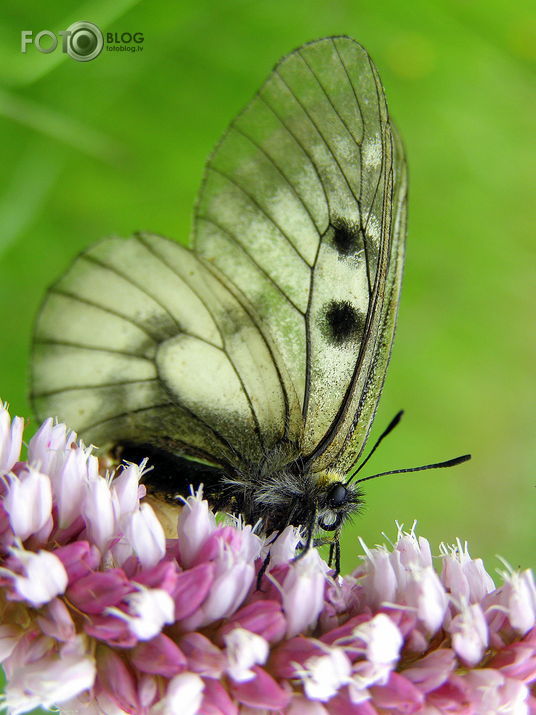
[220,460,363,536]
[30,36,469,568]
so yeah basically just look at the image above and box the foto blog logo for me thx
[21,22,144,62]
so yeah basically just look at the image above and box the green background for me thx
[0,4,533,705]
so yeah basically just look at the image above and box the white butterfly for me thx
[31,37,408,553]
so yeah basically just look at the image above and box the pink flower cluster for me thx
[0,404,534,714]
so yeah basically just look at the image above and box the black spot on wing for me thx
[321,300,363,346]
[331,217,361,257]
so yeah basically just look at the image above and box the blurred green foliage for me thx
[0,1,533,709]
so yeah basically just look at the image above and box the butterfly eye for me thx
[327,483,348,508]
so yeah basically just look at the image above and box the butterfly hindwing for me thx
[32,234,298,466]
[194,36,407,472]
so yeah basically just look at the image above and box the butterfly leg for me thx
[293,507,318,562]
[311,533,341,576]
[256,529,281,591]
[330,536,341,576]
[256,551,272,591]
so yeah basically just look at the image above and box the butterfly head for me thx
[313,471,363,533]
[231,456,363,538]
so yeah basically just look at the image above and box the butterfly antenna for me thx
[346,410,404,484]
[353,453,471,485]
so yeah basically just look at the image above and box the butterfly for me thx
[31,36,410,562]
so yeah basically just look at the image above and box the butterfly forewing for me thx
[194,36,407,472]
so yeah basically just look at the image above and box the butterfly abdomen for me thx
[116,442,229,504]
